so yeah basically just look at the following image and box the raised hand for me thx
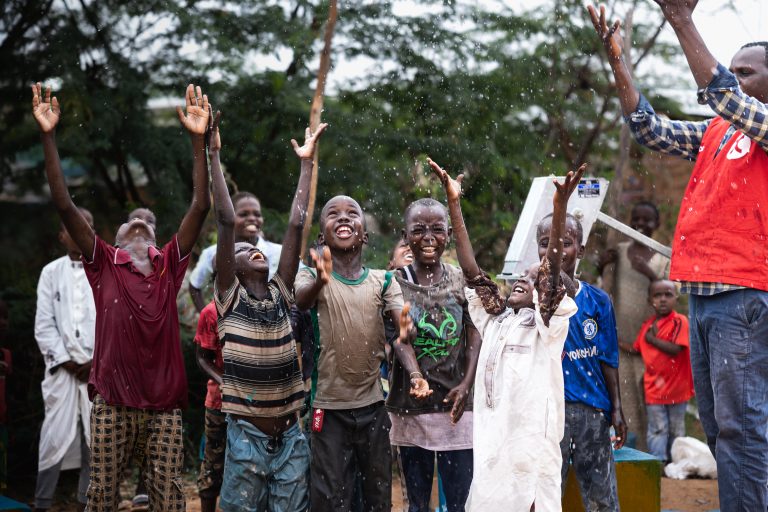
[291,123,329,160]
[176,84,210,136]
[310,246,333,286]
[588,5,623,62]
[553,163,586,205]
[206,105,222,153]
[31,82,61,133]
[652,0,698,27]
[427,157,464,202]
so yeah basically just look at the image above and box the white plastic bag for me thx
[664,436,717,480]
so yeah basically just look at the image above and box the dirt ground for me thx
[36,473,719,511]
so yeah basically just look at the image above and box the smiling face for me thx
[649,280,677,317]
[403,202,450,268]
[234,197,264,242]
[536,216,584,278]
[506,264,537,310]
[115,218,156,248]
[730,45,768,103]
[388,239,414,270]
[319,196,367,252]
[233,241,269,280]
[630,204,659,238]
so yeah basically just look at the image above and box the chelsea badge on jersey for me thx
[582,318,598,340]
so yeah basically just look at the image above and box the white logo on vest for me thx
[727,133,752,160]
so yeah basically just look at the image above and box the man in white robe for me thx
[33,210,96,511]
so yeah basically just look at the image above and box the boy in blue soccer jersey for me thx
[537,213,627,512]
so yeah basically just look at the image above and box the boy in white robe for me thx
[33,209,96,511]
[430,159,584,512]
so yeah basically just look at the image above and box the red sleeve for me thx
[672,313,690,348]
[194,303,219,351]
[82,236,114,286]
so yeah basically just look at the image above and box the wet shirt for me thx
[386,263,474,413]
[562,281,619,412]
[84,235,189,410]
[295,267,403,410]
[633,311,694,405]
[215,276,304,418]
[194,301,223,410]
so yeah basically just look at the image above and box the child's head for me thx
[630,201,660,238]
[648,279,677,317]
[127,208,157,232]
[61,207,94,258]
[506,263,538,311]
[232,241,269,283]
[402,198,450,268]
[231,192,263,243]
[536,212,584,278]
[318,195,367,254]
[387,239,413,270]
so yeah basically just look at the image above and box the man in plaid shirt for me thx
[589,2,768,511]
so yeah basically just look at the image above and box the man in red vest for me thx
[589,2,768,511]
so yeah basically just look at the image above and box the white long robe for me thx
[466,289,576,512]
[34,256,96,471]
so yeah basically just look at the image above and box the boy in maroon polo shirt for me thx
[32,82,212,511]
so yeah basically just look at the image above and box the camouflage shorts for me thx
[197,408,227,498]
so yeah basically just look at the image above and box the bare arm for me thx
[652,1,718,89]
[176,84,211,257]
[601,362,627,449]
[588,5,641,116]
[427,158,481,279]
[444,324,481,424]
[278,123,328,287]
[196,346,223,385]
[207,110,237,299]
[32,83,95,258]
[189,286,208,313]
[391,303,432,399]
[295,247,332,310]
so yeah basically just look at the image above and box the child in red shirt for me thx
[631,279,694,462]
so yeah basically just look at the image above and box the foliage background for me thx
[1,0,693,498]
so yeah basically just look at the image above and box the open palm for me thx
[291,123,329,160]
[427,158,464,201]
[31,82,61,133]
[176,84,209,135]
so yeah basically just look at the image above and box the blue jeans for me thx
[398,446,473,512]
[646,403,686,463]
[560,402,619,512]
[220,417,310,512]
[689,290,768,512]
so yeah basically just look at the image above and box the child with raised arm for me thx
[209,109,327,511]
[32,82,211,510]
[629,280,693,463]
[430,158,583,511]
[294,195,429,511]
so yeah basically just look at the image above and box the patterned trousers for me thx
[86,395,185,511]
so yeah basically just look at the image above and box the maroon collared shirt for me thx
[84,235,190,410]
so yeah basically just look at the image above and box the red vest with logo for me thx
[670,117,768,291]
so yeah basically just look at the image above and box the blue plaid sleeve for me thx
[697,63,768,151]
[626,94,710,161]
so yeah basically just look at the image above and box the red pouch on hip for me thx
[312,408,324,432]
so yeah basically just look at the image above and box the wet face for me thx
[234,197,263,241]
[115,218,156,248]
[630,205,658,238]
[388,239,413,270]
[404,204,450,267]
[319,196,367,252]
[536,217,584,278]
[506,264,536,310]
[60,210,94,258]
[729,46,768,103]
[127,208,157,232]
[233,241,269,278]
[649,280,677,317]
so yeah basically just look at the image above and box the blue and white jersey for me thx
[562,280,619,412]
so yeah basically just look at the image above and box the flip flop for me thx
[131,494,149,512]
